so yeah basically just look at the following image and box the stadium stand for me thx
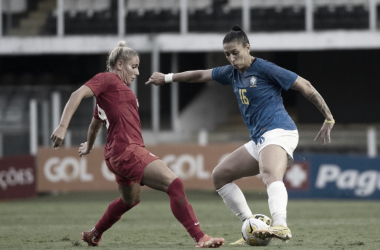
[2,0,374,35]
[0,85,31,134]
[126,0,180,33]
[4,93,28,124]
[0,85,14,125]
[1,0,29,36]
[314,4,369,30]
[43,0,116,35]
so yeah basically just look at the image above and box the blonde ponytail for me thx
[106,41,138,71]
[117,40,128,47]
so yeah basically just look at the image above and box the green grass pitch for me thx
[1,190,379,249]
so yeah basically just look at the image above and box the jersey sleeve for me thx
[261,60,298,91]
[212,65,234,86]
[84,73,109,96]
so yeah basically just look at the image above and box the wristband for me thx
[164,73,174,83]
[324,119,335,124]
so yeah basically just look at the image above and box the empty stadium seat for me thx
[188,0,213,13]
[41,0,115,35]
[93,0,111,11]
[127,0,145,15]
[161,0,180,13]
[4,94,28,124]
[126,0,181,33]
[1,0,27,14]
[314,4,368,30]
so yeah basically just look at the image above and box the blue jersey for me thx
[212,58,298,143]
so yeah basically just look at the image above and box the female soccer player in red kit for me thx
[50,41,225,248]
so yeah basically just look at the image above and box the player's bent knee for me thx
[121,197,141,206]
[211,168,220,184]
[118,183,142,205]
[211,168,231,190]
[120,193,141,205]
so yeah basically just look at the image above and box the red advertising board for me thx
[37,144,266,192]
[0,155,36,200]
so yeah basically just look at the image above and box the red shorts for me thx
[105,145,159,187]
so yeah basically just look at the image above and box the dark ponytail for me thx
[223,25,250,46]
[231,25,242,32]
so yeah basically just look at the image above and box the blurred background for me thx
[0,0,380,200]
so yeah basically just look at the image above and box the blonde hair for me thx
[106,41,139,71]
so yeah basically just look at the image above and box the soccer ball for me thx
[241,214,272,246]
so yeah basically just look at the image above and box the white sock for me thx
[217,183,252,221]
[267,181,288,227]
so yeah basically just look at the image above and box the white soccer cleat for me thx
[254,225,292,242]
[229,236,246,245]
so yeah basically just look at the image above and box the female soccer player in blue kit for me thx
[146,25,335,244]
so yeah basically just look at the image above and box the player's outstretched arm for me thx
[290,76,334,145]
[145,69,213,85]
[79,118,103,157]
[51,85,94,148]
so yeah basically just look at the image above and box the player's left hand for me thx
[145,72,166,86]
[314,122,334,145]
[78,142,93,157]
[51,125,67,148]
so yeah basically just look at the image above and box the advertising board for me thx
[37,147,380,199]
[285,154,380,199]
[0,155,36,200]
[37,144,265,192]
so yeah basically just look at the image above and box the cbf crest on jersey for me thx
[250,76,257,87]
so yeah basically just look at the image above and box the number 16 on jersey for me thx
[239,89,249,105]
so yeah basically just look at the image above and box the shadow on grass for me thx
[29,190,269,203]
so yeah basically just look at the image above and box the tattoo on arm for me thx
[306,89,332,119]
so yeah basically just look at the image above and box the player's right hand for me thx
[145,72,166,86]
[314,121,334,145]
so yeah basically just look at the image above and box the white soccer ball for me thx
[241,214,272,246]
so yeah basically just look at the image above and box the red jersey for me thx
[85,72,144,158]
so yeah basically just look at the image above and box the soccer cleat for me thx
[81,230,102,247]
[196,234,225,248]
[253,225,292,242]
[229,237,246,245]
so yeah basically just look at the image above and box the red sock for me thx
[167,178,205,242]
[94,198,140,237]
